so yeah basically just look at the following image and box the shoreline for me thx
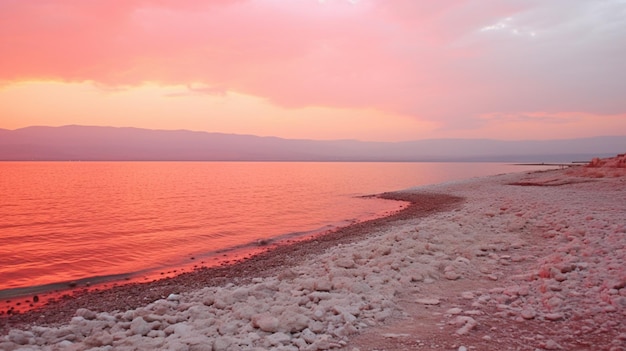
[0,194,409,305]
[1,192,463,334]
[2,156,624,350]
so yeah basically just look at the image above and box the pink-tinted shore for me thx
[1,154,624,351]
[1,192,462,333]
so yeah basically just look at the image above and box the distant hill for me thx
[0,125,624,162]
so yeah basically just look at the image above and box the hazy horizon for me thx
[3,124,626,143]
[1,125,623,162]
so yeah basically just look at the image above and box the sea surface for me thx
[0,162,553,296]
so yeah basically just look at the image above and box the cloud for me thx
[1,0,624,131]
[480,113,579,124]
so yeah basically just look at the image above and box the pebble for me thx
[521,309,536,320]
[544,313,564,321]
[461,291,475,299]
[543,339,562,350]
[446,308,463,315]
[444,271,461,280]
[452,316,477,335]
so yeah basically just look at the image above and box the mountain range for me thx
[1,125,624,162]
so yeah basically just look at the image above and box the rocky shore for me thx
[1,155,625,351]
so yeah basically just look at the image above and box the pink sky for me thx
[1,0,625,141]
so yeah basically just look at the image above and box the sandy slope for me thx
[1,156,625,351]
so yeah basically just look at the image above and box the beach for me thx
[1,156,625,351]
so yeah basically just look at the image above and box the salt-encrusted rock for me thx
[503,285,520,296]
[213,336,235,351]
[217,320,241,335]
[520,309,536,320]
[75,308,98,320]
[164,338,188,350]
[374,308,393,321]
[444,271,461,280]
[233,304,258,320]
[300,278,317,291]
[83,331,113,347]
[183,305,210,320]
[7,330,35,345]
[57,340,74,349]
[276,268,298,281]
[130,317,152,336]
[335,257,356,269]
[612,296,626,307]
[46,326,76,343]
[231,287,250,302]
[280,306,311,332]
[308,320,326,333]
[334,322,358,337]
[461,291,475,299]
[334,303,360,318]
[315,279,333,292]
[543,339,562,350]
[183,335,214,350]
[339,310,357,324]
[402,269,425,283]
[189,342,214,351]
[252,313,280,332]
[351,281,372,295]
[117,309,134,321]
[309,334,342,350]
[547,296,563,308]
[517,285,530,296]
[451,316,477,335]
[544,313,564,321]
[213,292,236,309]
[265,332,291,346]
[301,328,317,344]
[0,342,18,351]
[167,293,181,301]
[292,336,308,349]
[446,307,463,315]
[201,296,215,307]
[147,330,166,338]
[148,299,176,315]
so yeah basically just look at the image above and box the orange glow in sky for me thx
[1,0,625,141]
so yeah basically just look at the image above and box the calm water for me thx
[0,162,550,294]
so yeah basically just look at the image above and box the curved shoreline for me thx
[0,195,407,304]
[1,192,463,333]
[1,159,624,350]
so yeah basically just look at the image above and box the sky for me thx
[1,0,625,142]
